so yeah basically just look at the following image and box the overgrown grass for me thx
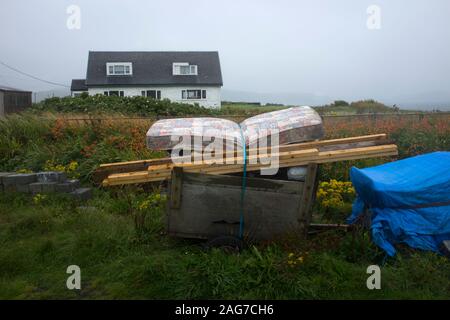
[0,113,166,182]
[220,103,288,115]
[1,113,448,183]
[319,114,450,180]
[0,191,448,299]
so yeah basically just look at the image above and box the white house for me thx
[71,51,223,108]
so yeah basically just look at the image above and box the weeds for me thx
[0,190,448,299]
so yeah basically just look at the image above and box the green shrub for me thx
[32,95,218,116]
[334,100,349,106]
[350,99,392,114]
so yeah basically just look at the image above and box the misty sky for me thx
[1,0,450,106]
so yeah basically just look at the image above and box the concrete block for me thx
[0,173,13,191]
[69,188,92,201]
[55,179,80,193]
[3,184,16,192]
[29,182,57,194]
[0,172,15,184]
[2,173,37,186]
[42,182,57,193]
[16,184,30,193]
[29,182,43,194]
[36,171,67,183]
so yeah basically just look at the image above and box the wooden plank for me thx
[94,134,389,182]
[169,167,183,209]
[183,172,303,194]
[95,137,387,184]
[318,139,392,152]
[297,163,318,235]
[102,145,398,186]
[103,149,397,186]
[317,144,393,158]
[147,148,319,173]
[102,147,398,186]
[144,144,397,177]
[94,157,172,184]
[202,145,398,174]
[167,144,395,171]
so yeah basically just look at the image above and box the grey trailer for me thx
[166,164,318,242]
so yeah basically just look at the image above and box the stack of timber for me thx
[97,134,398,187]
[94,134,391,182]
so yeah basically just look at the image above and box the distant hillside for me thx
[314,100,398,115]
[221,89,332,106]
[224,99,402,116]
[222,89,450,111]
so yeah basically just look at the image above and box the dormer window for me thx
[173,62,198,75]
[107,62,132,76]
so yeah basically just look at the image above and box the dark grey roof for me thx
[85,51,222,86]
[0,85,31,93]
[71,79,88,91]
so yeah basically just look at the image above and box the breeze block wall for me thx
[0,172,92,200]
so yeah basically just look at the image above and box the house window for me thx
[142,90,161,99]
[104,90,124,97]
[173,63,198,75]
[106,62,133,76]
[182,89,206,100]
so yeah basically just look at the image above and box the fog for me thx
[1,0,450,109]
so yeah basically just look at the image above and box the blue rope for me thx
[238,126,247,239]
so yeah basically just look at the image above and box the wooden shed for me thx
[0,86,32,117]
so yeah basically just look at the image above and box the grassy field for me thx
[0,103,449,299]
[220,102,288,115]
[221,99,413,115]
[1,190,449,299]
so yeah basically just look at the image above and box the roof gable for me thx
[85,51,222,86]
[0,85,31,93]
[71,79,88,91]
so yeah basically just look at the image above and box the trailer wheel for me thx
[204,235,244,253]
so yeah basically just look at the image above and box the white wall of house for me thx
[87,86,221,109]
[71,91,86,97]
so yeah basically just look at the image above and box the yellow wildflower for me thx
[33,194,47,205]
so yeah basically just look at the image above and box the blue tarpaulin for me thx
[347,152,450,256]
